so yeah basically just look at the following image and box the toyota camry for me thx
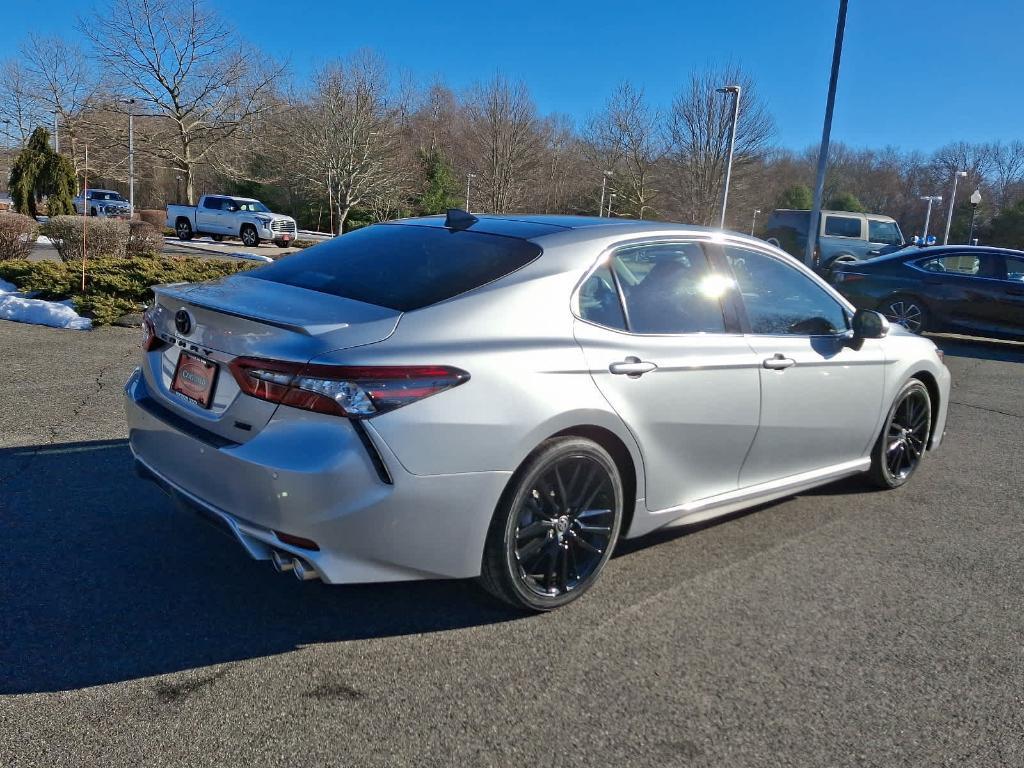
[125,211,950,611]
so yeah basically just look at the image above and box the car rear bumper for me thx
[124,368,511,584]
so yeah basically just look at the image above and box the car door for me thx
[995,253,1024,335]
[196,197,224,233]
[573,239,761,513]
[721,244,887,487]
[914,252,1006,333]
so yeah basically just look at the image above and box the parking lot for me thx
[1,321,1022,767]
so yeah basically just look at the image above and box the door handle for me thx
[763,354,796,370]
[609,356,658,377]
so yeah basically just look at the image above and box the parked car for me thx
[166,195,298,247]
[126,212,950,611]
[831,245,1024,339]
[764,209,906,271]
[73,189,131,218]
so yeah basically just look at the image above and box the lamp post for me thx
[716,84,742,229]
[119,98,136,216]
[968,189,981,244]
[598,170,613,217]
[920,195,942,244]
[607,193,617,218]
[943,170,966,245]
[751,208,761,236]
[465,172,476,211]
[53,111,60,153]
[806,0,849,268]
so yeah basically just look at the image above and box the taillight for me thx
[228,358,469,418]
[141,309,163,352]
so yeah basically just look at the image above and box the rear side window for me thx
[824,215,862,238]
[202,197,223,210]
[609,242,727,334]
[579,263,627,331]
[251,224,542,312]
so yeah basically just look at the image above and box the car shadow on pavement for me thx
[0,439,521,695]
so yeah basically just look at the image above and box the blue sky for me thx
[6,0,1022,152]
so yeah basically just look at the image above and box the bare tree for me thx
[664,66,774,227]
[463,75,541,213]
[286,53,408,233]
[0,60,43,147]
[585,82,662,219]
[83,0,282,204]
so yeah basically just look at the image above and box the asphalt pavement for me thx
[1,322,1022,767]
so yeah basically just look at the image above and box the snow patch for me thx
[0,279,92,330]
[229,251,274,263]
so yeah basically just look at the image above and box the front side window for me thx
[607,242,727,334]
[725,246,848,336]
[824,215,862,238]
[868,219,903,245]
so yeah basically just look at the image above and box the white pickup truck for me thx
[167,195,298,248]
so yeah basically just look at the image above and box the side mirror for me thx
[851,309,889,340]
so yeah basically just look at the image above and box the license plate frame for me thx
[171,351,219,409]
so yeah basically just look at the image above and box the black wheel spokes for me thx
[885,392,930,480]
[513,456,615,598]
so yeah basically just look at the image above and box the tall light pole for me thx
[920,195,942,244]
[968,189,981,244]
[607,193,617,218]
[119,98,136,216]
[806,0,849,268]
[465,172,476,211]
[751,208,761,236]
[53,111,60,153]
[943,170,967,245]
[716,84,741,229]
[598,170,613,217]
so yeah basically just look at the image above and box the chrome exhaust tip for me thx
[292,558,319,581]
[271,550,295,573]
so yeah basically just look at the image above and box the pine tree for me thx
[9,127,77,217]
[415,149,462,214]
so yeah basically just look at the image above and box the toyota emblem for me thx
[174,309,192,335]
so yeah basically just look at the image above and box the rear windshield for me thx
[250,223,542,312]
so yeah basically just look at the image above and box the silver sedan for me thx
[125,212,950,611]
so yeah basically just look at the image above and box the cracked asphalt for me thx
[1,321,1022,767]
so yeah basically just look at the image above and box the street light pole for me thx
[805,0,849,268]
[943,170,966,244]
[465,173,476,211]
[968,189,981,244]
[119,99,137,217]
[751,208,761,236]
[920,195,942,244]
[716,85,742,229]
[53,111,59,153]
[607,193,617,218]
[598,170,613,217]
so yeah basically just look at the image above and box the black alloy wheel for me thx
[176,219,193,241]
[480,437,623,611]
[868,379,932,489]
[883,295,928,333]
[241,225,260,247]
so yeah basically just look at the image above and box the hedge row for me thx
[0,256,259,325]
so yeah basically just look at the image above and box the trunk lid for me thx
[142,274,401,443]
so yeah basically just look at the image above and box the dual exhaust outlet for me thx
[271,549,320,582]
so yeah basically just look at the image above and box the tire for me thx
[882,294,929,334]
[867,378,932,489]
[240,225,260,247]
[479,437,623,611]
[210,234,224,242]
[175,218,193,241]
[274,241,291,248]
[90,207,97,217]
